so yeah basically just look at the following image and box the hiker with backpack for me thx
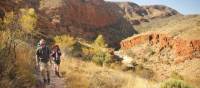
[36,39,51,84]
[51,45,62,77]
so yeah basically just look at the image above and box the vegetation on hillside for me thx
[0,8,37,88]
[60,58,159,88]
[0,1,199,88]
[160,79,193,88]
[54,35,76,56]
[82,35,112,66]
[135,15,200,40]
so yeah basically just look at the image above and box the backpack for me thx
[36,46,51,63]
[51,49,62,61]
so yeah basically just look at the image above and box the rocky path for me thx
[34,66,66,88]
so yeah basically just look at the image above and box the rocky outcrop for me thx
[0,0,181,47]
[121,32,200,63]
[143,5,181,19]
[39,0,118,28]
[37,0,136,48]
[0,0,137,48]
[113,2,181,25]
[119,32,200,84]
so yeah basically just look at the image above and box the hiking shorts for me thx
[53,60,61,65]
[39,62,50,72]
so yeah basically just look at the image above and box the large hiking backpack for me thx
[36,46,51,63]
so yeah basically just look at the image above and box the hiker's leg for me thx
[55,64,59,72]
[54,64,58,75]
[57,64,60,73]
[57,64,61,77]
[40,62,47,83]
[54,63,57,72]
[46,63,50,84]
[56,60,61,77]
[53,61,57,75]
[56,60,60,72]
[47,70,50,84]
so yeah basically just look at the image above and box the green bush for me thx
[0,8,37,88]
[92,50,111,66]
[0,31,36,88]
[19,8,37,33]
[82,35,111,66]
[160,79,193,88]
[54,35,76,56]
[170,72,184,80]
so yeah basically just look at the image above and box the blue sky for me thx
[105,0,200,15]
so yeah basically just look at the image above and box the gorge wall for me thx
[37,0,136,48]
[119,32,200,84]
[0,0,181,48]
[120,32,200,63]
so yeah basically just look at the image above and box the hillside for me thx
[59,58,159,88]
[0,0,137,48]
[0,0,181,48]
[0,0,199,88]
[110,2,181,25]
[120,15,200,88]
[37,0,137,48]
[135,15,200,40]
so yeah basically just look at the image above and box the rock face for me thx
[121,32,200,63]
[37,0,136,48]
[143,5,180,19]
[0,0,137,48]
[40,0,117,28]
[114,2,181,25]
[119,32,200,86]
[0,0,181,48]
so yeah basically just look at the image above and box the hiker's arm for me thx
[35,56,39,66]
[49,48,53,64]
[49,57,53,64]
[50,50,55,57]
[58,50,62,56]
[36,49,40,66]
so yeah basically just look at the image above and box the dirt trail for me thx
[35,66,66,88]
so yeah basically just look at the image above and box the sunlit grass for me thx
[60,57,159,88]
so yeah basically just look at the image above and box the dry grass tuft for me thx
[60,58,159,88]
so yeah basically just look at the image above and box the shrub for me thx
[160,79,193,88]
[92,50,111,66]
[170,72,184,80]
[0,31,36,88]
[93,34,107,48]
[0,8,37,88]
[54,35,76,56]
[19,8,37,33]
[82,35,111,66]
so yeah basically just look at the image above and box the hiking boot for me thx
[47,78,50,85]
[55,71,61,78]
[55,71,57,75]
[43,79,47,84]
[57,73,61,78]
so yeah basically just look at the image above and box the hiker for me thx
[51,45,62,77]
[0,8,5,21]
[36,39,51,84]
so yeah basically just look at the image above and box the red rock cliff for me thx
[120,32,200,63]
[38,0,136,48]
[0,0,137,48]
